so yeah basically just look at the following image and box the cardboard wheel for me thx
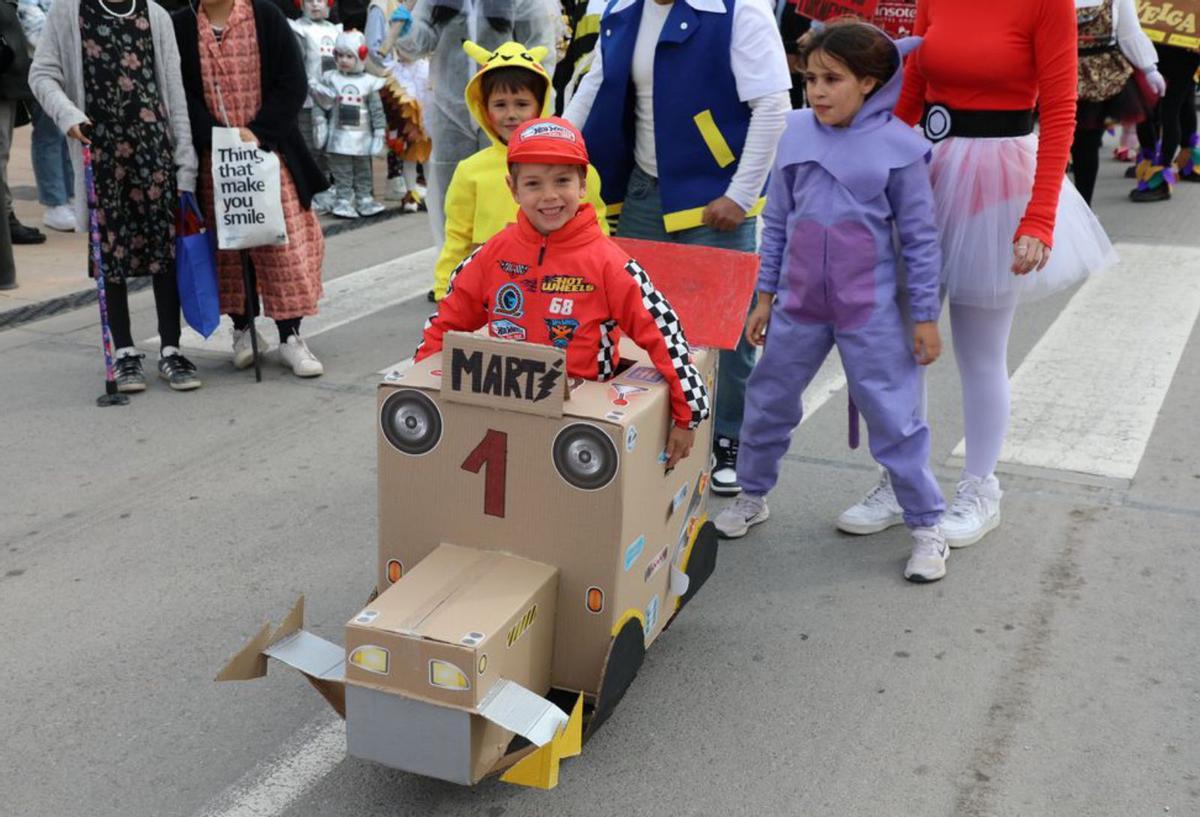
[677,521,719,611]
[585,618,645,739]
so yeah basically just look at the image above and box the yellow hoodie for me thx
[431,41,608,300]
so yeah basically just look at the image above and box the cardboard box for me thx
[377,332,716,695]
[342,543,560,784]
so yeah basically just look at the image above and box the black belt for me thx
[1078,42,1120,56]
[921,104,1036,143]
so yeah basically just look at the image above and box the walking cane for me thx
[239,250,261,382]
[83,144,129,407]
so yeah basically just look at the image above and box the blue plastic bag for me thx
[176,192,220,338]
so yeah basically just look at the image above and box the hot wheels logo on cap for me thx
[520,122,577,142]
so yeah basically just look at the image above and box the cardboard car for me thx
[217,238,759,789]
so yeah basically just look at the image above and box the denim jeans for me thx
[31,104,73,208]
[616,165,758,441]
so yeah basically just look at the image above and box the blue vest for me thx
[583,0,759,232]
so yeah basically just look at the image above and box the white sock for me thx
[161,346,179,358]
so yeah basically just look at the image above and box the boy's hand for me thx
[665,426,695,470]
[913,321,941,365]
[746,294,774,346]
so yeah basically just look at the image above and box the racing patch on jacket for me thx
[544,317,579,349]
[498,260,529,277]
[622,260,710,429]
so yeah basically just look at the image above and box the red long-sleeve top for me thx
[895,0,1078,247]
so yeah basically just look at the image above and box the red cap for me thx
[507,117,589,166]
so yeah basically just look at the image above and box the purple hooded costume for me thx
[737,35,944,528]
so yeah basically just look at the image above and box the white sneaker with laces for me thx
[385,176,408,201]
[232,326,270,370]
[280,335,324,377]
[713,494,769,539]
[43,204,77,232]
[942,474,1002,548]
[904,526,948,583]
[837,469,905,535]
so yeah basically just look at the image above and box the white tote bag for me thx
[210,126,290,250]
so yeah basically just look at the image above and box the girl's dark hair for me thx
[481,67,548,105]
[799,21,898,91]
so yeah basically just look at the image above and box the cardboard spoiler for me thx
[217,238,759,789]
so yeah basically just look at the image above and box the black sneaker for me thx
[710,434,741,496]
[1129,185,1170,203]
[9,214,46,245]
[114,351,147,393]
[158,351,202,391]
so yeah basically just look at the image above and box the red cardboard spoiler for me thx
[613,237,759,352]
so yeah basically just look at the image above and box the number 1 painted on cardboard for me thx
[460,429,508,518]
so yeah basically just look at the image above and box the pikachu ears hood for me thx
[463,41,552,145]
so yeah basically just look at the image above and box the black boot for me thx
[1129,185,1170,202]
[9,214,46,245]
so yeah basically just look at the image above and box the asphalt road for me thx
[1,163,1198,817]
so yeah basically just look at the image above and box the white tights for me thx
[948,301,1018,479]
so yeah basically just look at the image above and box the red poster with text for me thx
[793,0,879,21]
[872,0,917,37]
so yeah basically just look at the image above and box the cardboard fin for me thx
[270,595,306,644]
[477,678,569,747]
[611,237,759,350]
[214,621,273,682]
[498,694,583,789]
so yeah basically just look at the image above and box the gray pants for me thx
[328,153,374,201]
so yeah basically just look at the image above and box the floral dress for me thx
[81,0,177,281]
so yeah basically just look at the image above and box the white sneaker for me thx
[42,204,77,232]
[942,474,1002,548]
[904,526,948,583]
[232,326,270,370]
[837,469,904,535]
[280,335,324,377]
[356,197,386,217]
[713,494,769,539]
[385,176,408,201]
[311,191,334,216]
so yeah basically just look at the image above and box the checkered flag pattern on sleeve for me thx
[623,260,711,429]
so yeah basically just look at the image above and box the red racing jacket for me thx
[415,204,710,429]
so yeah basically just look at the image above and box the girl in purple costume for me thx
[713,22,949,583]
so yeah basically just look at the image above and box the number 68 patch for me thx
[548,297,574,315]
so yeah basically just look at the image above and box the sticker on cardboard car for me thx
[644,595,660,637]
[623,535,645,571]
[670,482,689,515]
[478,654,488,675]
[625,425,638,452]
[506,603,538,648]
[644,545,669,582]
[622,366,665,384]
[610,383,649,406]
[349,645,390,675]
[460,631,486,647]
[429,659,471,690]
[353,610,379,625]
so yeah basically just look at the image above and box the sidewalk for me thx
[0,123,415,328]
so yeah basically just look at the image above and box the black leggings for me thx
[105,272,181,351]
[227,258,302,343]
[1070,123,1106,205]
[1137,44,1200,167]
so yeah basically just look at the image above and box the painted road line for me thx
[147,247,438,354]
[192,713,345,817]
[952,242,1200,482]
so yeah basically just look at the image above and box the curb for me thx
[0,205,411,332]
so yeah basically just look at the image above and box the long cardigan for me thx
[172,0,327,209]
[27,0,198,230]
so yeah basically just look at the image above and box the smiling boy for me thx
[415,117,709,467]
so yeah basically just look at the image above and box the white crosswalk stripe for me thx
[953,242,1200,483]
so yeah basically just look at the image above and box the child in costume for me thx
[289,0,342,214]
[712,23,949,583]
[429,40,607,301]
[415,117,708,467]
[314,30,388,218]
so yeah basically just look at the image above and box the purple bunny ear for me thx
[895,36,922,57]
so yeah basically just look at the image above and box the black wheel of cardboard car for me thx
[586,618,645,740]
[677,520,719,611]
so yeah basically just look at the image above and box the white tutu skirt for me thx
[929,134,1117,308]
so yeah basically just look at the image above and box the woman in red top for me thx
[838,0,1115,547]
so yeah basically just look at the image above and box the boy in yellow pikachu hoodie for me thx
[430,41,607,301]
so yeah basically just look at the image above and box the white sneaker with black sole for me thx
[942,474,1002,548]
[710,434,741,496]
[837,469,904,535]
[713,494,769,538]
[904,525,948,583]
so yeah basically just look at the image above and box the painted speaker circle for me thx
[380,389,442,456]
[552,423,618,491]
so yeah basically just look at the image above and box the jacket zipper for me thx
[538,235,548,266]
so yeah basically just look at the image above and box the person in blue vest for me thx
[563,0,789,496]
